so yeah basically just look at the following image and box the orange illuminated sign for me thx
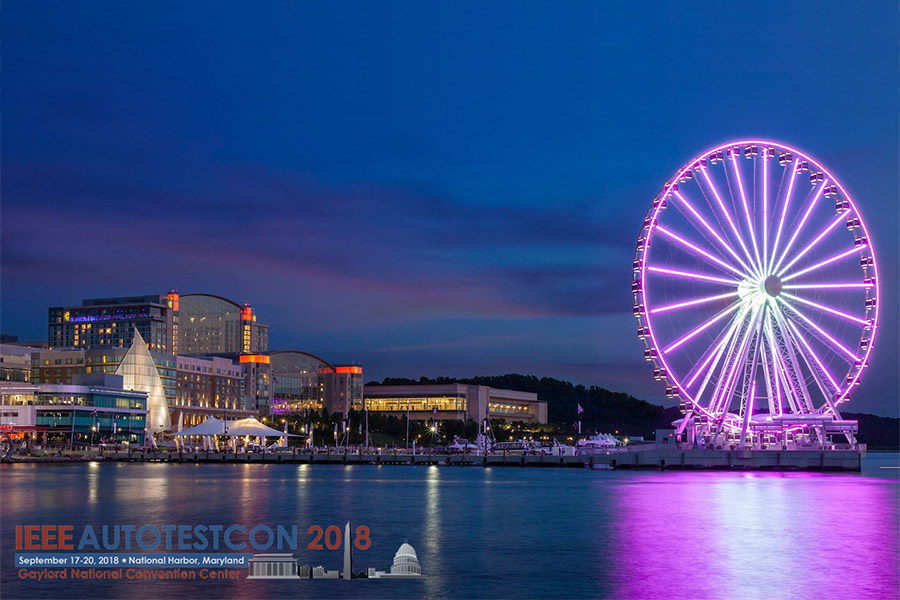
[239,355,270,364]
[335,366,362,374]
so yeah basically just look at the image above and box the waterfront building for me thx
[175,355,254,426]
[115,330,171,434]
[177,294,269,355]
[363,384,547,424]
[0,344,37,382]
[319,365,363,416]
[239,354,273,415]
[0,375,148,446]
[29,347,176,411]
[48,292,179,353]
[270,350,333,414]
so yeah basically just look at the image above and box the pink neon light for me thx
[639,139,880,417]
[699,166,759,276]
[686,334,727,388]
[730,151,761,269]
[762,151,768,266]
[672,191,755,275]
[778,210,851,277]
[765,318,783,417]
[781,245,863,282]
[781,292,870,326]
[769,159,799,273]
[646,266,737,285]
[786,319,840,392]
[712,315,753,414]
[656,226,744,276]
[663,304,739,355]
[780,301,860,362]
[651,291,739,314]
[783,283,873,289]
[773,178,828,273]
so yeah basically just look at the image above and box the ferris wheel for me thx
[633,140,879,443]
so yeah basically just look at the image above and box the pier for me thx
[77,446,865,471]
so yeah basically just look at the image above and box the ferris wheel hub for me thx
[763,275,783,298]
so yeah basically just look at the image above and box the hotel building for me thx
[48,293,179,353]
[175,355,254,426]
[363,384,547,424]
[318,365,363,415]
[270,351,332,414]
[178,294,269,355]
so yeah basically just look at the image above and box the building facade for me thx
[0,375,148,446]
[175,355,253,426]
[178,294,269,355]
[319,366,363,416]
[29,347,176,416]
[363,384,547,424]
[48,293,178,353]
[0,344,35,383]
[270,351,333,414]
[240,354,273,416]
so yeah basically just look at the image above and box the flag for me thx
[577,404,584,415]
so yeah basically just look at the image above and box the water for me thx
[2,455,898,599]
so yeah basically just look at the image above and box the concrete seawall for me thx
[91,447,863,471]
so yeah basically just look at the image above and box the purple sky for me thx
[2,2,898,415]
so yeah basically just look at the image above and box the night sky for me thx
[2,2,898,415]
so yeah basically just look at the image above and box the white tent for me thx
[226,417,298,438]
[170,416,227,436]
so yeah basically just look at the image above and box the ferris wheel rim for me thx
[635,139,880,421]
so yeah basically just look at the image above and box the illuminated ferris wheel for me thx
[633,141,879,444]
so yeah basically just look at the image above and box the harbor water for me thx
[1,454,898,599]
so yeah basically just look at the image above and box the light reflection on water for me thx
[1,455,897,600]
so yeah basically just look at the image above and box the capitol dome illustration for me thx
[390,543,421,575]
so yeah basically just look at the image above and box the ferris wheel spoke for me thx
[762,312,788,416]
[691,303,752,407]
[770,304,816,413]
[699,166,761,279]
[646,266,739,286]
[784,318,841,397]
[672,191,757,276]
[739,314,765,443]
[655,225,745,277]
[781,245,864,283]
[711,303,761,416]
[728,150,763,272]
[685,313,738,388]
[762,153,769,268]
[777,210,852,277]
[772,179,829,274]
[663,302,741,355]
[769,160,799,274]
[780,292,870,326]
[777,299,860,363]
[783,282,874,290]
[650,291,740,315]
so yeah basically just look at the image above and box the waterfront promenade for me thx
[4,445,865,471]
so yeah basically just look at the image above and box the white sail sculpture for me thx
[115,328,171,438]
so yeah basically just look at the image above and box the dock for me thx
[91,446,864,471]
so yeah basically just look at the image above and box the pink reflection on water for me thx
[606,472,900,599]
